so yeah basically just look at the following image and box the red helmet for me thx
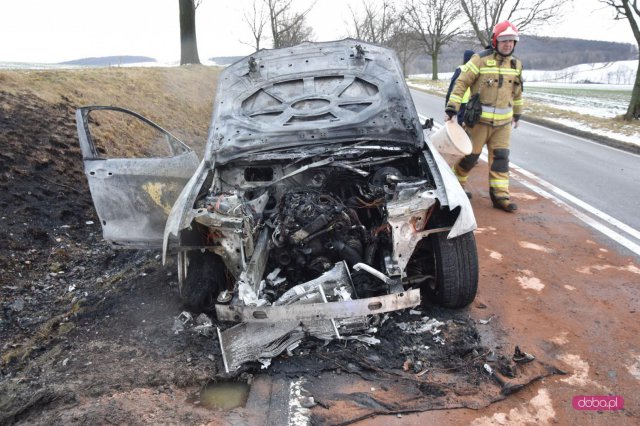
[492,21,519,48]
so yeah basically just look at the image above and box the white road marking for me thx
[419,114,640,257]
[511,164,640,241]
[288,378,311,426]
[506,166,640,257]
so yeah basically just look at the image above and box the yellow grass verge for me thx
[0,65,222,156]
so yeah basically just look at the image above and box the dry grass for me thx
[0,66,222,156]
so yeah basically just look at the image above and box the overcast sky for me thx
[0,0,635,64]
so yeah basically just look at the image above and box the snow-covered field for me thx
[524,84,631,118]
[409,59,638,147]
[525,60,637,85]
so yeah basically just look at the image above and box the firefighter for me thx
[445,49,475,125]
[445,20,523,212]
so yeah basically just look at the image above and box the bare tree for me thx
[403,0,462,80]
[388,21,423,76]
[347,0,398,45]
[242,0,268,51]
[460,0,567,48]
[601,0,640,119]
[179,0,201,65]
[265,0,315,48]
[277,11,315,47]
[345,1,421,75]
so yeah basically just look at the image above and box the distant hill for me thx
[208,56,245,66]
[411,35,638,74]
[58,56,157,66]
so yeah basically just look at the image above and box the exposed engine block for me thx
[271,189,367,284]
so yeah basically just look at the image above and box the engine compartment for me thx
[184,149,450,308]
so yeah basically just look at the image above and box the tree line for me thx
[178,0,639,120]
[418,35,637,74]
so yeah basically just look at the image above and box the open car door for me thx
[76,106,199,249]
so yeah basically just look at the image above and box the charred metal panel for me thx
[84,153,198,248]
[76,106,199,249]
[216,289,420,322]
[218,289,420,372]
[207,40,424,164]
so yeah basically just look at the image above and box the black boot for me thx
[490,191,517,212]
[493,198,517,212]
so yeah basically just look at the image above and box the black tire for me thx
[181,250,226,313]
[424,231,478,308]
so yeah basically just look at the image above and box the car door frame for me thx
[76,106,200,249]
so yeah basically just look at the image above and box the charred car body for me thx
[77,40,478,371]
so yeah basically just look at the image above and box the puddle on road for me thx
[191,381,250,410]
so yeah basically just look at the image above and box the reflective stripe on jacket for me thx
[447,49,523,127]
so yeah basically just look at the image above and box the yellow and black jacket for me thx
[446,49,523,127]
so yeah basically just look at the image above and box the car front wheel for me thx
[180,250,227,313]
[424,231,478,308]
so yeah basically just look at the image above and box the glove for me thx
[445,108,457,121]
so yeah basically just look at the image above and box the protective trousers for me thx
[453,123,512,199]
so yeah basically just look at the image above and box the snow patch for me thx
[470,389,556,426]
[475,226,497,234]
[484,249,503,261]
[510,192,538,201]
[558,354,607,391]
[519,241,554,253]
[564,285,576,291]
[516,270,545,291]
[550,331,569,345]
[626,355,640,381]
[576,263,640,275]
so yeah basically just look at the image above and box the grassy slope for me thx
[0,65,221,308]
[0,66,221,156]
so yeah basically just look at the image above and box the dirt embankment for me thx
[0,67,221,424]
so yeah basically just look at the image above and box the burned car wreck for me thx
[77,40,478,372]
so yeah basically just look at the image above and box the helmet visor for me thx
[497,34,519,42]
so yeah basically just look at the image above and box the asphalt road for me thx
[410,88,640,253]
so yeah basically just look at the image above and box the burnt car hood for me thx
[206,39,424,164]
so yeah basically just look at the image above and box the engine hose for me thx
[364,239,378,265]
[331,240,362,266]
[355,224,370,244]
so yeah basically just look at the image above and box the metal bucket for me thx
[430,121,472,157]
